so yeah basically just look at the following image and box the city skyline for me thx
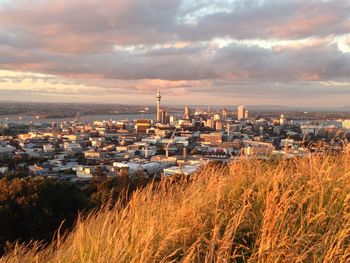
[0,0,350,106]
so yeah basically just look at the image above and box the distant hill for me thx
[2,154,350,262]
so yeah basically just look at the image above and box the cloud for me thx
[0,0,350,105]
[2,39,349,84]
[1,0,349,53]
[0,0,183,53]
[180,0,350,41]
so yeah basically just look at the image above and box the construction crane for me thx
[165,128,177,158]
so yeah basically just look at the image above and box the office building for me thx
[184,106,191,119]
[280,114,287,126]
[136,119,151,133]
[159,109,167,124]
[238,105,245,120]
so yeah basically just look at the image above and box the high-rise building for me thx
[280,114,287,126]
[159,109,167,124]
[206,118,214,129]
[156,88,161,122]
[215,121,223,131]
[237,105,245,120]
[222,109,228,120]
[169,116,176,124]
[184,106,191,119]
[244,110,249,119]
[226,123,231,134]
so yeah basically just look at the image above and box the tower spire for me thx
[156,88,162,122]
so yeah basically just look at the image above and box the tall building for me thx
[215,121,223,131]
[222,109,228,120]
[169,115,176,124]
[237,105,245,120]
[244,110,249,119]
[206,118,214,129]
[280,114,287,126]
[156,88,161,122]
[159,109,167,124]
[184,106,191,119]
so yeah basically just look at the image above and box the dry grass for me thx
[2,153,350,262]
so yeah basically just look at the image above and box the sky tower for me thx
[156,88,161,122]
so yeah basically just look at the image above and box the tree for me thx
[0,177,93,255]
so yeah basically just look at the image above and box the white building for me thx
[163,165,200,177]
[301,125,323,136]
[280,139,294,149]
[280,114,287,126]
[244,110,249,119]
[74,166,95,181]
[63,142,83,154]
[0,167,9,174]
[113,162,164,177]
[43,144,55,153]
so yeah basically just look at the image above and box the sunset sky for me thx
[0,0,350,106]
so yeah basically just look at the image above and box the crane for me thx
[165,128,177,158]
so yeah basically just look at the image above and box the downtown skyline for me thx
[0,0,350,107]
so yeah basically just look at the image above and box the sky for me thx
[0,0,350,107]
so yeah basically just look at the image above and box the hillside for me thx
[2,154,350,262]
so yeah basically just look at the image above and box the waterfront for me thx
[0,113,155,124]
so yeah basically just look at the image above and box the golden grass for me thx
[3,153,350,262]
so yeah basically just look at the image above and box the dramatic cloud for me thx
[181,0,350,40]
[0,0,350,106]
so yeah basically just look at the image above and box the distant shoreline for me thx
[0,113,156,123]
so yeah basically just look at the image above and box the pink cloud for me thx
[0,0,349,103]
[300,73,320,81]
[267,14,337,38]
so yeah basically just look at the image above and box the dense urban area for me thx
[1,91,350,180]
[1,91,350,253]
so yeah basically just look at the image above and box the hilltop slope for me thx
[2,154,350,262]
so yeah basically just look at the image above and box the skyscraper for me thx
[244,110,249,119]
[156,88,161,122]
[184,106,191,119]
[222,109,228,120]
[159,109,167,124]
[280,114,287,126]
[237,105,245,120]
